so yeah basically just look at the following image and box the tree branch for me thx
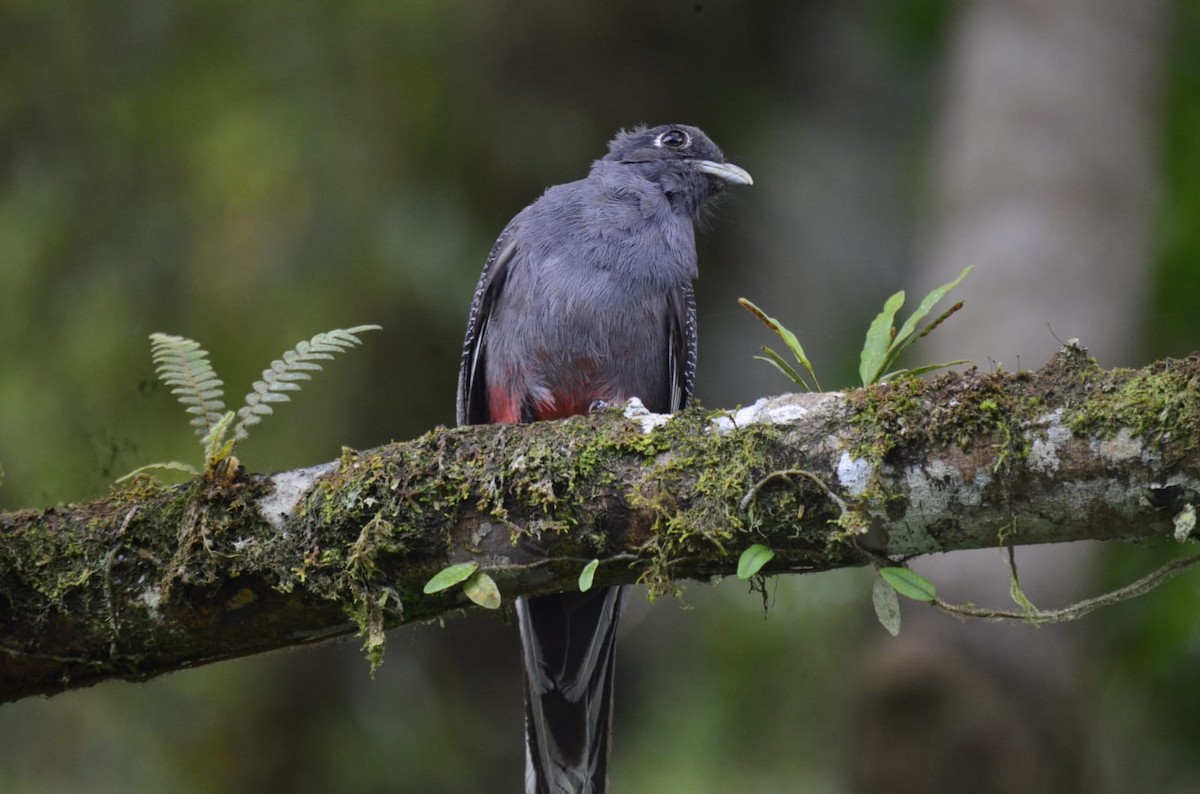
[2,343,1198,702]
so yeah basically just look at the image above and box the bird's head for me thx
[601,124,753,218]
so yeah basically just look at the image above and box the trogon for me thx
[457,124,752,793]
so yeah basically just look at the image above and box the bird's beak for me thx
[693,159,753,186]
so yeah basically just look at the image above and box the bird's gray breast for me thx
[487,178,695,414]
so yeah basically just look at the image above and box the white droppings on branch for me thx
[625,393,846,434]
[622,397,670,431]
[259,461,340,530]
[709,393,843,433]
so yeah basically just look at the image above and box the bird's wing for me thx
[667,281,698,413]
[456,224,519,427]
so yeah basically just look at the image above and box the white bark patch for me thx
[887,460,993,552]
[259,461,340,530]
[903,460,955,517]
[836,452,874,497]
[1028,409,1072,474]
[960,468,994,507]
[1093,428,1145,465]
[1173,503,1196,542]
[140,586,163,620]
[710,392,844,433]
[472,520,498,548]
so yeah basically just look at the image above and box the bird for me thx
[456,123,752,793]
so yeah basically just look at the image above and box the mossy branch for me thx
[2,344,1199,702]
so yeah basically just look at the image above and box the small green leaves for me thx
[201,410,237,465]
[859,291,906,386]
[737,544,775,580]
[872,575,902,636]
[579,559,600,592]
[894,266,972,346]
[879,566,937,602]
[742,267,970,391]
[423,562,478,594]
[739,298,821,391]
[423,562,502,609]
[858,266,973,386]
[463,571,501,609]
[873,566,937,635]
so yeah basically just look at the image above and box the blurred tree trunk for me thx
[850,1,1167,792]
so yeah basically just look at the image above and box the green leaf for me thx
[201,410,237,463]
[116,460,200,483]
[1009,576,1039,618]
[423,562,478,594]
[754,349,808,389]
[887,301,967,367]
[740,298,821,390]
[893,266,972,347]
[879,566,937,602]
[872,575,902,636]
[879,360,971,383]
[737,544,775,580]
[1005,548,1039,618]
[579,559,600,592]
[463,571,501,609]
[912,301,965,342]
[859,291,905,386]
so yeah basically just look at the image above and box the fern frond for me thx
[116,460,201,483]
[233,325,381,440]
[202,410,237,463]
[149,333,227,439]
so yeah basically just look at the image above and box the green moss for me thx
[846,366,1048,471]
[846,376,927,463]
[618,407,786,597]
[838,364,1061,554]
[1065,356,1200,452]
[280,412,686,665]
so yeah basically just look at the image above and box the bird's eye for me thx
[657,129,690,149]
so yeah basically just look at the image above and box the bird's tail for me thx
[517,585,627,794]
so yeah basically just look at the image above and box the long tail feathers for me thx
[517,585,627,794]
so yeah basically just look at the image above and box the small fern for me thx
[135,325,380,480]
[150,333,227,440]
[234,327,378,441]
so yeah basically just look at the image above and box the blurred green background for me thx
[1,1,1198,792]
